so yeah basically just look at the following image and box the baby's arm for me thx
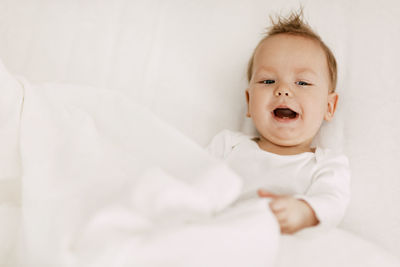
[259,151,351,233]
[258,189,318,234]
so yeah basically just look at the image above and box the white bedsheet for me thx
[10,80,280,266]
[276,227,400,267]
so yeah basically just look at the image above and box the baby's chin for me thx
[260,135,314,153]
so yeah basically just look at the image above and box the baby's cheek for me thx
[304,104,326,131]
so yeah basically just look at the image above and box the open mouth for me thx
[273,108,299,120]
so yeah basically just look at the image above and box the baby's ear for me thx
[245,89,251,117]
[324,92,338,121]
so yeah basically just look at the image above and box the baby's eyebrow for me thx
[294,68,318,76]
[256,66,276,73]
[254,67,277,76]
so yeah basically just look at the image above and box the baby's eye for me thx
[296,81,311,86]
[261,80,275,84]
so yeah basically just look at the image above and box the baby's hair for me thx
[247,9,337,92]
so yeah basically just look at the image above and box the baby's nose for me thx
[274,89,292,97]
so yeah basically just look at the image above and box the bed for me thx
[1,0,400,266]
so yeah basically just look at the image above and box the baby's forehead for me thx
[253,34,328,70]
[257,34,324,54]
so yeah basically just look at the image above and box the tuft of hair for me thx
[267,8,312,36]
[247,9,337,92]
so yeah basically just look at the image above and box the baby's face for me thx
[246,34,338,153]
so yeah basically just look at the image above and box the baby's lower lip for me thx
[271,112,300,123]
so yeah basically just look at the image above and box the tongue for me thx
[274,108,297,119]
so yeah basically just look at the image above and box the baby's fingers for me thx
[272,211,291,233]
[257,189,279,198]
[273,210,288,223]
[269,198,287,212]
[270,210,295,233]
[280,224,297,234]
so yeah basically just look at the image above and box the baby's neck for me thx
[254,137,314,156]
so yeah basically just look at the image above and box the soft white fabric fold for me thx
[0,59,23,266]
[0,59,23,180]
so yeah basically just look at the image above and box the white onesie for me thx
[207,129,351,228]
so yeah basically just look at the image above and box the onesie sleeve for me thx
[206,129,236,160]
[295,149,351,228]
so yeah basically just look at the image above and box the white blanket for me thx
[11,81,279,266]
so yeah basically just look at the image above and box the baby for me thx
[207,10,350,234]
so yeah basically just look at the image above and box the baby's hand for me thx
[257,189,319,234]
